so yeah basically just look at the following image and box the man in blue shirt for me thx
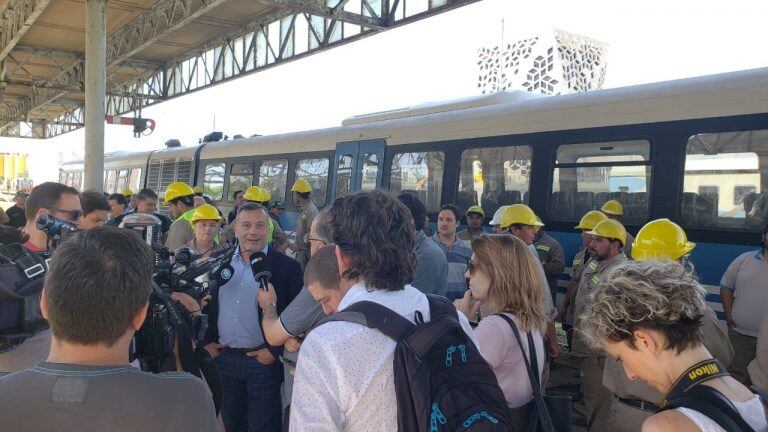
[432,204,472,301]
[202,202,303,432]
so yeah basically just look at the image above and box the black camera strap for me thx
[661,358,730,406]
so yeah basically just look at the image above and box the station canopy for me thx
[0,0,479,139]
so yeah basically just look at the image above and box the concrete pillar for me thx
[83,0,106,192]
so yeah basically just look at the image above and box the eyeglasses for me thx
[303,233,327,245]
[49,207,82,222]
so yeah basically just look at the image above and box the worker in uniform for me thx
[600,199,634,257]
[165,182,197,251]
[289,179,318,268]
[179,204,226,258]
[457,205,485,244]
[572,218,627,432]
[602,218,733,432]
[122,188,136,212]
[532,217,565,304]
[560,210,607,350]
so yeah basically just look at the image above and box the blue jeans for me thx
[215,349,283,432]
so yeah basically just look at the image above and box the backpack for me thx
[322,294,516,432]
[661,384,768,432]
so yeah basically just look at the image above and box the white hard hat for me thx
[490,205,510,226]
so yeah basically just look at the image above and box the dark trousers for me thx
[215,349,283,432]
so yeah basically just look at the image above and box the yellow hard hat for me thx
[587,219,627,245]
[575,210,608,230]
[291,179,312,194]
[631,218,696,261]
[121,188,133,197]
[466,205,484,217]
[193,186,203,194]
[162,182,195,205]
[190,204,221,223]
[244,186,270,203]
[500,204,544,228]
[601,200,624,216]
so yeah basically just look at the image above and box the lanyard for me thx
[660,358,730,407]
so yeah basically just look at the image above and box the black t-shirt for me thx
[6,205,26,228]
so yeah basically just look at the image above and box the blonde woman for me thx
[580,260,768,432]
[454,234,548,408]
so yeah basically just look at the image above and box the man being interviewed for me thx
[202,202,303,432]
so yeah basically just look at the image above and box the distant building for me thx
[478,29,608,95]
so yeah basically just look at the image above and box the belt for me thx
[617,396,659,412]
[222,347,262,356]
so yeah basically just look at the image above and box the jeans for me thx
[215,349,283,432]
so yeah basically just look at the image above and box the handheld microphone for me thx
[249,251,272,291]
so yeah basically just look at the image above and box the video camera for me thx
[119,213,232,372]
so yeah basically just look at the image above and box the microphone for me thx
[249,251,272,291]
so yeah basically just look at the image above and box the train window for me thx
[203,163,225,200]
[116,169,130,193]
[336,154,353,198]
[259,159,289,204]
[458,145,532,218]
[105,170,117,194]
[550,140,651,223]
[389,151,444,212]
[682,129,768,231]
[361,153,379,191]
[229,162,254,200]
[294,158,329,207]
[129,168,142,192]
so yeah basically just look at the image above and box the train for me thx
[60,67,768,318]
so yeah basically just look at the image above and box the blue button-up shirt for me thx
[217,244,268,348]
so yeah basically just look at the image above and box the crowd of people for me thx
[0,180,767,432]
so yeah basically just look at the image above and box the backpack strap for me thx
[664,385,757,432]
[497,313,555,432]
[320,300,415,342]
[426,294,459,320]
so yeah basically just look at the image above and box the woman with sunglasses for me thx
[581,260,768,432]
[454,234,548,408]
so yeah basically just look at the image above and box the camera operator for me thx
[201,202,303,432]
[0,227,219,432]
[22,182,82,252]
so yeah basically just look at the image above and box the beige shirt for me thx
[749,312,768,393]
[572,253,626,357]
[293,201,318,253]
[166,217,195,252]
[603,307,733,402]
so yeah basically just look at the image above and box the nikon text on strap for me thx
[660,358,730,407]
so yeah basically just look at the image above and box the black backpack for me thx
[322,294,516,431]
[661,384,768,432]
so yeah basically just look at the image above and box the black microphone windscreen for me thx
[249,251,270,274]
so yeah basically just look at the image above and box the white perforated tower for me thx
[477,29,608,95]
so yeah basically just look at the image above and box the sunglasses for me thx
[468,260,477,276]
[50,207,82,222]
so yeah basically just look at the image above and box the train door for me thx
[332,139,385,199]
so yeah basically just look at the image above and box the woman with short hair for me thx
[580,260,768,432]
[455,234,548,408]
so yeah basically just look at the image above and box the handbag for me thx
[497,313,573,432]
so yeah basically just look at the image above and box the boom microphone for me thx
[249,251,272,290]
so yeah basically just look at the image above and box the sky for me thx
[1,0,767,183]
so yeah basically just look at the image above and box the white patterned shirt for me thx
[290,283,478,432]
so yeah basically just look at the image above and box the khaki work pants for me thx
[607,397,654,432]
[728,329,757,385]
[581,356,612,432]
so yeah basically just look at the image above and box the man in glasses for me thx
[23,182,82,252]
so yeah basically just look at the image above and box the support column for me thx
[83,0,106,191]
